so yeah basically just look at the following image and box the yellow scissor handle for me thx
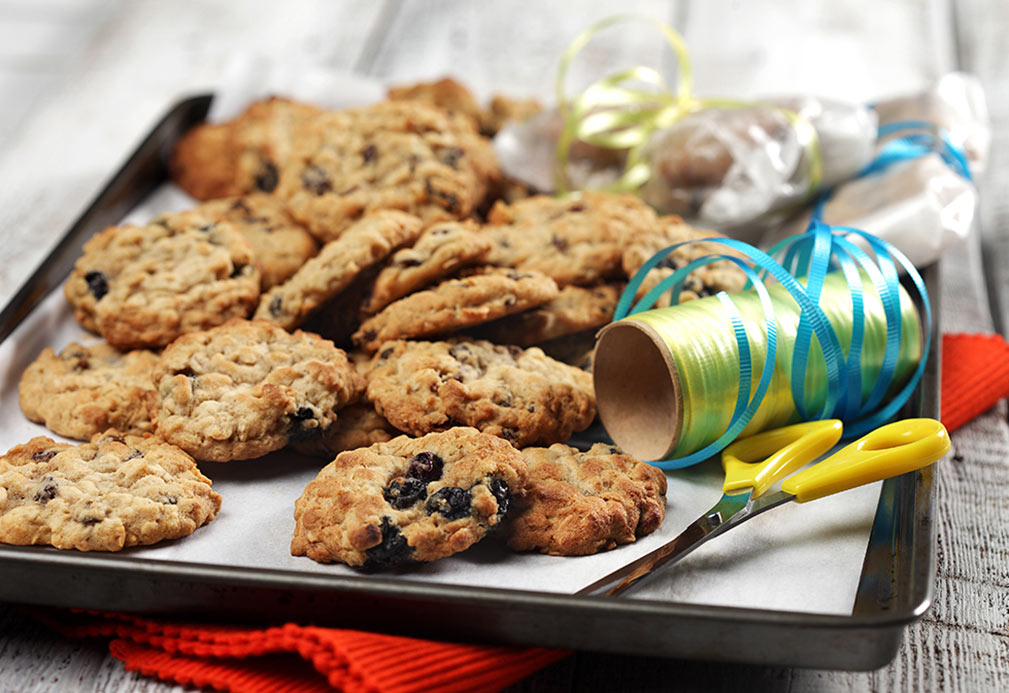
[721,419,844,497]
[782,418,951,503]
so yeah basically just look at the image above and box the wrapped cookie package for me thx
[493,94,878,230]
[495,72,989,268]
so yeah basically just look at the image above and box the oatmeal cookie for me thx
[353,268,558,352]
[484,192,658,287]
[170,97,324,200]
[64,215,260,349]
[622,215,746,308]
[152,319,364,462]
[171,195,319,290]
[276,100,499,242]
[360,220,492,315]
[387,76,485,131]
[470,283,621,347]
[18,342,159,440]
[291,401,401,459]
[505,443,667,556]
[367,339,595,447]
[291,427,527,566]
[0,432,221,551]
[254,210,423,330]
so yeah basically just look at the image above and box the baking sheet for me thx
[0,177,883,618]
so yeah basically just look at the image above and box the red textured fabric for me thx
[26,333,1009,692]
[32,609,569,692]
[940,333,1009,432]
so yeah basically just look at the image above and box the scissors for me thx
[577,417,951,597]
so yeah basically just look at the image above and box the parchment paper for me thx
[0,65,884,616]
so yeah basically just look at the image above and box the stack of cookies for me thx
[5,78,747,569]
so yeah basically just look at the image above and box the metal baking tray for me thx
[0,94,942,670]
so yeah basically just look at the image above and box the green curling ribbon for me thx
[554,15,823,200]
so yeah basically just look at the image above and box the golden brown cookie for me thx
[170,97,324,200]
[484,192,658,287]
[152,319,365,462]
[276,100,499,242]
[254,210,424,330]
[64,214,260,349]
[18,342,159,441]
[360,220,493,315]
[0,432,221,551]
[505,443,666,556]
[366,338,595,447]
[468,283,621,347]
[291,427,527,567]
[353,268,558,352]
[175,195,319,290]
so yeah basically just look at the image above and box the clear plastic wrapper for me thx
[767,153,977,269]
[493,96,877,229]
[873,72,990,177]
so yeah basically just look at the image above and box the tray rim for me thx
[0,92,942,670]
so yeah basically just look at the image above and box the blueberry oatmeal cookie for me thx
[353,268,559,352]
[0,431,221,551]
[152,319,364,462]
[18,342,159,441]
[276,100,499,242]
[291,401,401,459]
[64,215,260,349]
[505,443,667,556]
[359,220,493,315]
[291,427,527,566]
[469,283,622,347]
[622,215,746,308]
[171,194,319,290]
[170,96,324,200]
[254,210,423,330]
[366,339,595,447]
[484,192,658,287]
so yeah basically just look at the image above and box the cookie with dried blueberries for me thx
[170,96,324,201]
[622,215,746,308]
[291,427,527,567]
[169,194,319,290]
[468,283,622,347]
[18,341,159,441]
[0,431,221,551]
[152,319,364,462]
[505,443,667,556]
[64,214,260,349]
[360,220,493,315]
[276,100,499,243]
[254,210,424,330]
[290,401,401,459]
[484,192,658,287]
[353,268,558,352]
[366,338,595,447]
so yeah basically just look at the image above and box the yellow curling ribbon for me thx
[554,15,823,201]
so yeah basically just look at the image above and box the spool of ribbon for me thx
[554,15,823,200]
[593,221,930,468]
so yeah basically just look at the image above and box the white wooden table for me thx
[0,1,1007,690]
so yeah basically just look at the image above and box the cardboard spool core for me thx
[593,320,683,461]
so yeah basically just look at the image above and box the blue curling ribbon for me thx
[615,222,931,468]
[812,119,972,221]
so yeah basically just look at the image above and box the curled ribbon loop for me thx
[555,15,823,200]
[615,226,930,469]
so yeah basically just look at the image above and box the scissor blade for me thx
[577,492,751,597]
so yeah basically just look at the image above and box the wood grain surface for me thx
[0,0,1007,690]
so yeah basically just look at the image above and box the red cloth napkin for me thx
[28,333,1009,692]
